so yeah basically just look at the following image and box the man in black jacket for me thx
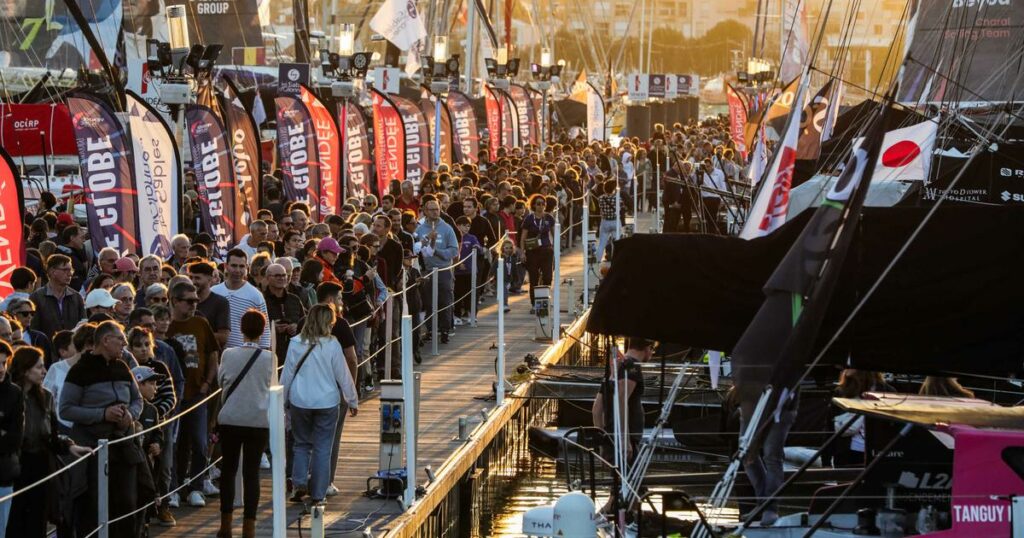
[263,263,306,365]
[30,254,86,335]
[60,320,143,537]
[371,215,404,290]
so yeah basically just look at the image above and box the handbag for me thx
[211,348,263,443]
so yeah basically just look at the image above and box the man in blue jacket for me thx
[416,198,459,344]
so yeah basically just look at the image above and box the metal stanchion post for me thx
[384,295,394,378]
[470,250,478,326]
[431,268,439,356]
[496,252,505,406]
[656,161,663,233]
[568,202,574,249]
[98,439,109,538]
[401,315,417,506]
[582,198,590,307]
[269,386,286,538]
[552,219,561,342]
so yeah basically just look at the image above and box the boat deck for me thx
[155,243,588,537]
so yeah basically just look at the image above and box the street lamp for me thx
[321,23,372,203]
[422,34,460,166]
[530,48,562,150]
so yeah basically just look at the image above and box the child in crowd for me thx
[453,217,483,324]
[133,366,172,528]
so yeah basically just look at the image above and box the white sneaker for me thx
[260,453,271,470]
[325,484,339,497]
[453,317,464,326]
[208,466,221,480]
[202,479,220,497]
[168,492,180,508]
[187,491,206,507]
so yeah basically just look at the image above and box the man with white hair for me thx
[168,234,191,270]
[262,263,304,363]
[135,255,165,307]
[237,220,269,259]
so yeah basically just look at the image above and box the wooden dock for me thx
[156,243,590,537]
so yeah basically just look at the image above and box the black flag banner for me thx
[731,105,888,407]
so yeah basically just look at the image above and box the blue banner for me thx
[275,95,321,220]
[186,104,236,260]
[68,94,139,254]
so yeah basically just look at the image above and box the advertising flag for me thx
[371,89,407,195]
[529,87,547,147]
[484,85,503,161]
[392,95,431,189]
[796,80,834,161]
[509,84,537,146]
[341,101,373,199]
[126,92,179,258]
[586,82,606,142]
[165,0,263,57]
[740,76,809,239]
[369,0,427,51]
[779,0,810,83]
[220,78,262,242]
[0,149,26,296]
[498,89,518,148]
[68,94,140,254]
[447,91,480,164]
[421,88,453,167]
[275,95,321,221]
[726,82,748,160]
[186,104,237,260]
[300,86,341,219]
[0,104,76,157]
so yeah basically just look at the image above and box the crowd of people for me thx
[0,118,748,537]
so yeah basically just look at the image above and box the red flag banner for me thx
[341,101,373,200]
[726,82,748,160]
[0,148,25,296]
[447,90,480,164]
[371,89,406,196]
[300,86,341,219]
[484,85,503,161]
[391,95,431,190]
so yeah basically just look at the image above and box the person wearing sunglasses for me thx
[5,298,53,366]
[165,281,222,507]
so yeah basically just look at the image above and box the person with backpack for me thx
[280,305,359,505]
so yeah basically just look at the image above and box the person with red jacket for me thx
[314,238,344,284]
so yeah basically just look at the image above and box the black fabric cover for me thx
[587,206,1024,377]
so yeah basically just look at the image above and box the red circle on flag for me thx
[881,140,921,168]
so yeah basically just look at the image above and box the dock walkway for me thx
[157,243,588,537]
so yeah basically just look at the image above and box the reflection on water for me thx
[485,455,740,537]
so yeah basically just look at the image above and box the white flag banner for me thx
[370,0,427,51]
[853,119,938,183]
[741,75,809,239]
[126,92,179,257]
[747,126,769,188]
[779,0,810,83]
[586,82,605,142]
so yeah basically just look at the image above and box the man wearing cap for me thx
[416,199,459,343]
[31,254,86,335]
[85,288,120,318]
[314,237,344,283]
[114,257,139,285]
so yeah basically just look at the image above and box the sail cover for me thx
[899,0,1024,105]
[587,205,1024,378]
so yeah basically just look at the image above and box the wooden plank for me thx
[154,245,588,537]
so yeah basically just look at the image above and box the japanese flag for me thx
[854,119,938,183]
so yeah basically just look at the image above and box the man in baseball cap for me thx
[114,258,139,284]
[85,289,119,317]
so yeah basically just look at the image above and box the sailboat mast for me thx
[646,0,654,75]
[638,0,645,73]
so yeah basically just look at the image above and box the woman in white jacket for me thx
[280,304,359,504]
